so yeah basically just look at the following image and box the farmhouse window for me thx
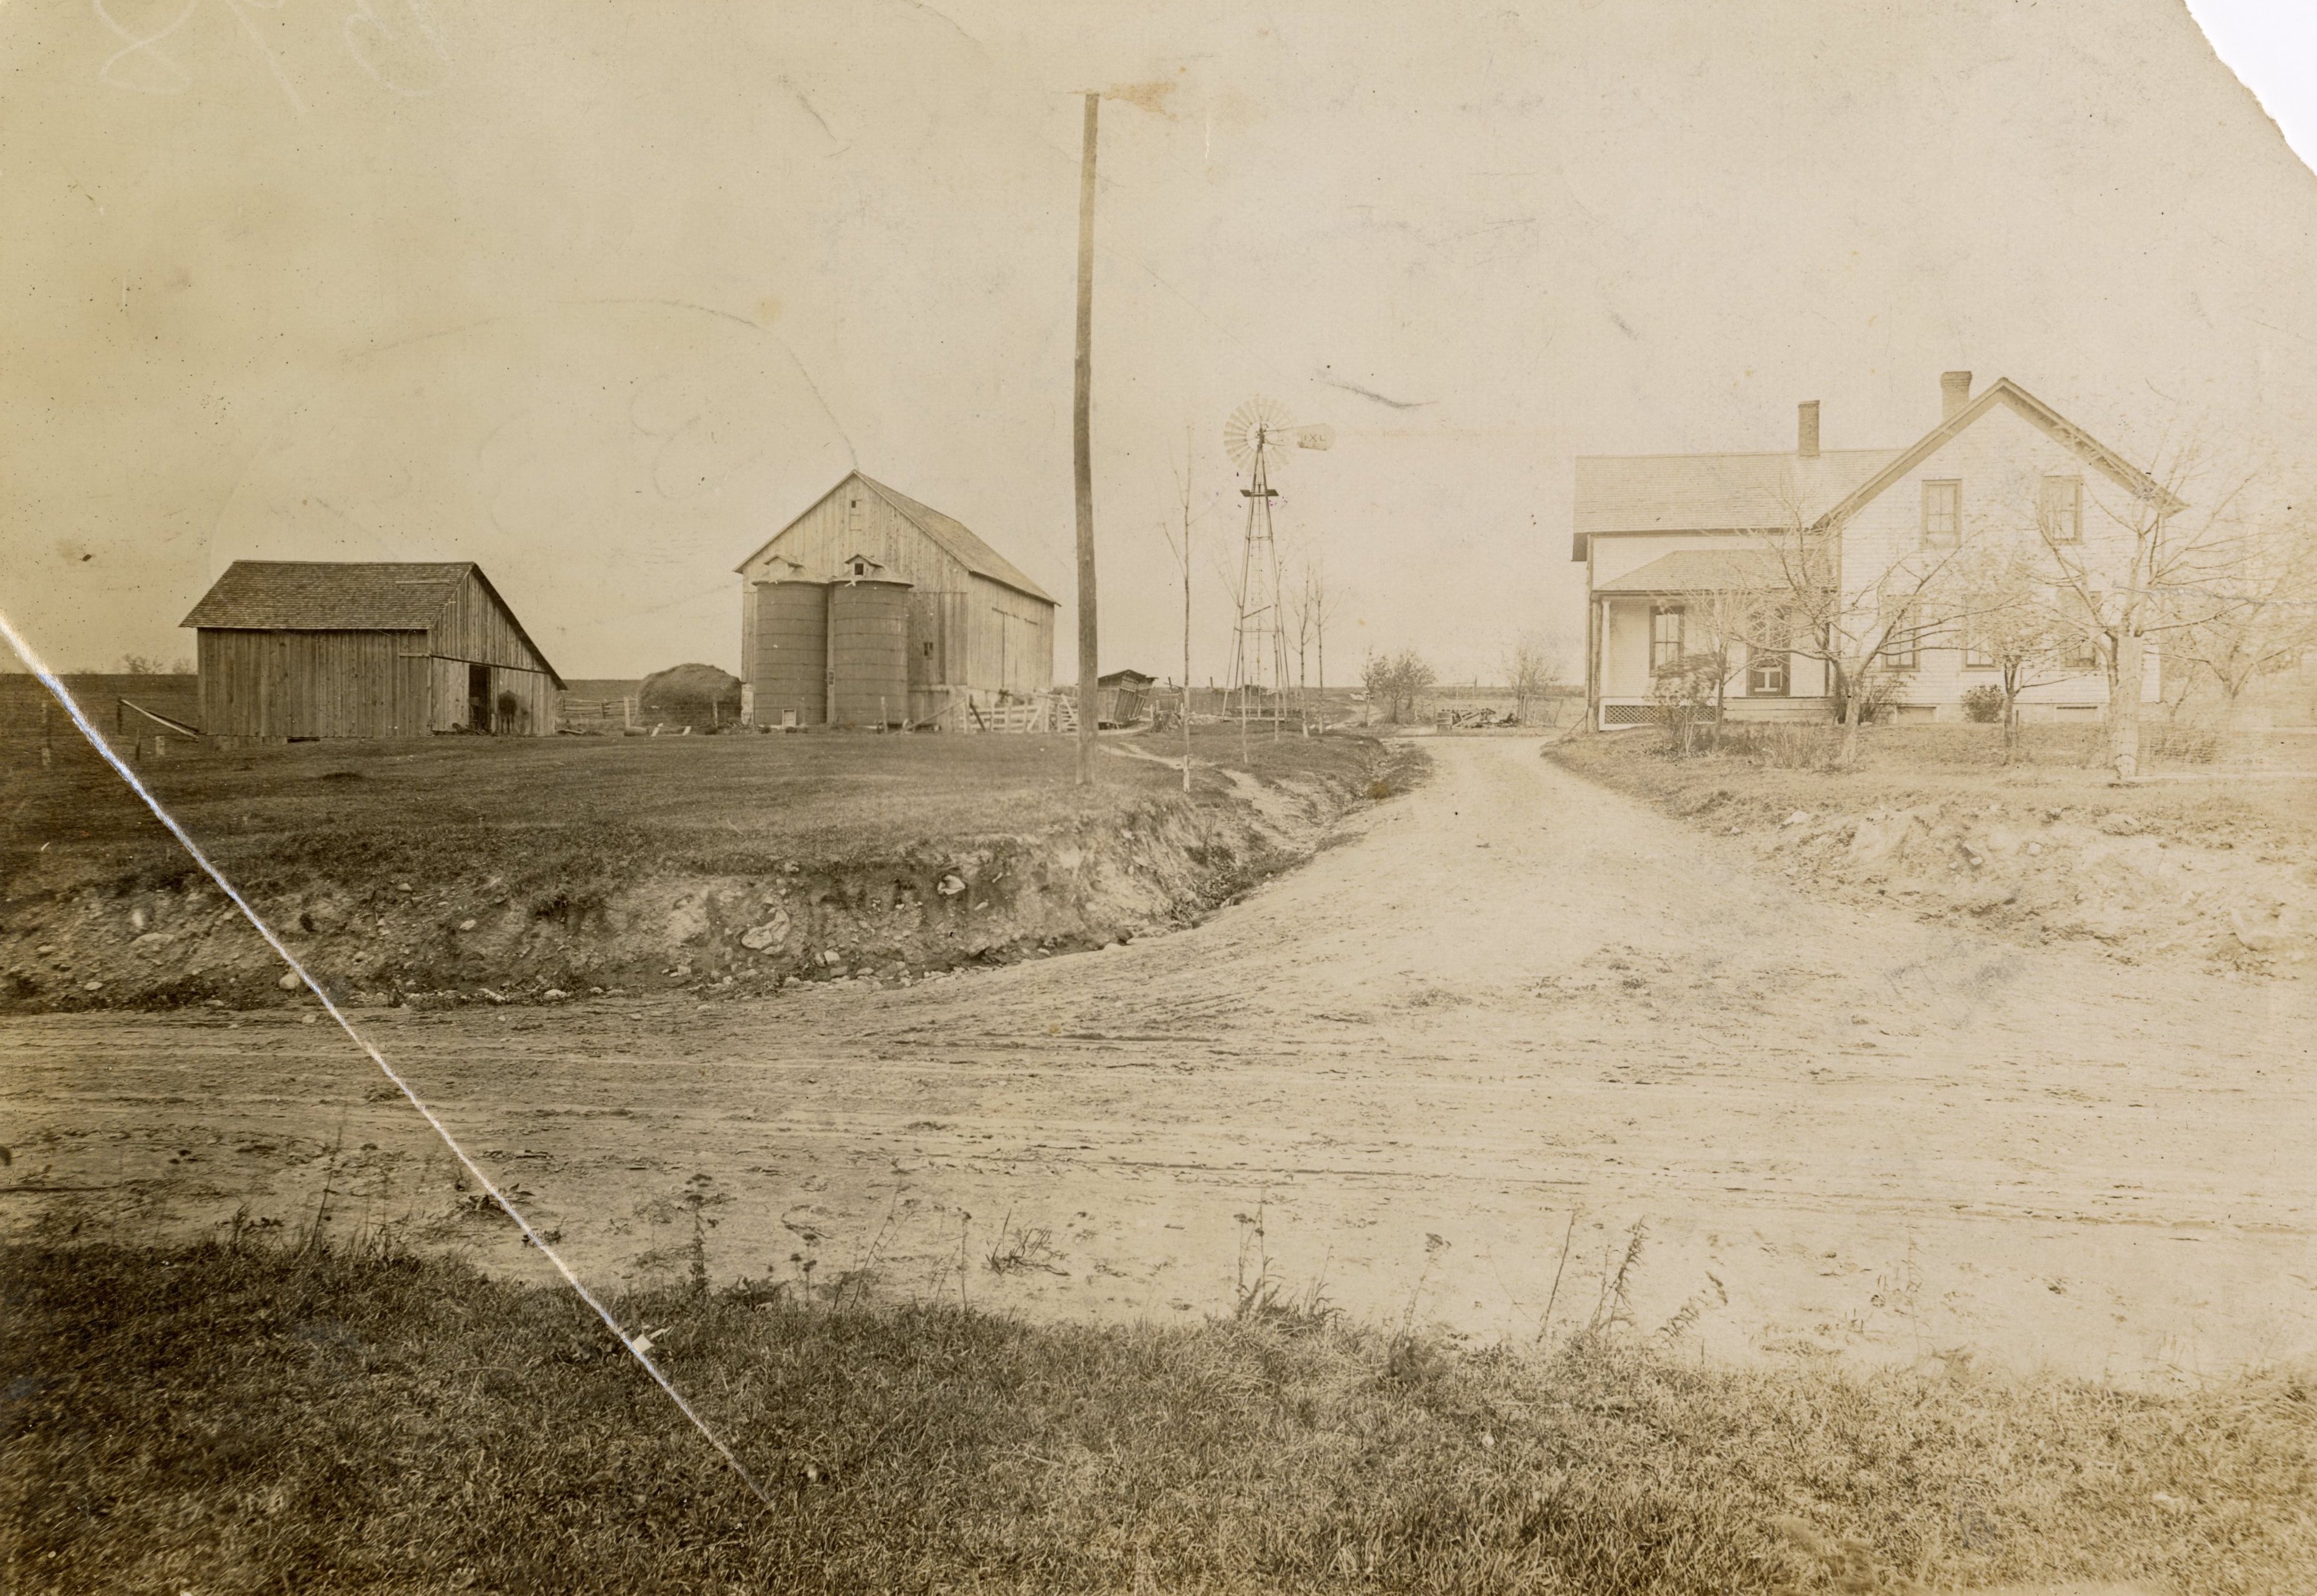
[1963,631,1998,669]
[1922,480,1961,548]
[2041,475,2083,542]
[1746,647,1790,697]
[1649,605,1685,674]
[2066,628,2102,669]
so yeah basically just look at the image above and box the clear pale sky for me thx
[4,0,2315,681]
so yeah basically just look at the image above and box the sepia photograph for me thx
[3,1,2315,1591]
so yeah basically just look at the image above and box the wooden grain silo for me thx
[827,554,912,728]
[750,559,830,728]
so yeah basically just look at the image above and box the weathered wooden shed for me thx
[735,472,1057,725]
[181,561,564,739]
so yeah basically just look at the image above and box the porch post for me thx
[1585,594,1601,729]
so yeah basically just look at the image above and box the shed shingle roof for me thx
[182,561,474,631]
[181,561,563,685]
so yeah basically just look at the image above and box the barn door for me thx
[468,662,491,732]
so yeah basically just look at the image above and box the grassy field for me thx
[4,1236,2309,1595]
[0,707,1382,904]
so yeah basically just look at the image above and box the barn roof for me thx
[739,471,1058,605]
[181,561,562,685]
[857,477,1056,605]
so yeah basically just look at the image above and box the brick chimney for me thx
[1796,401,1820,458]
[1941,371,1973,421]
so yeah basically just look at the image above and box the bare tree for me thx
[2033,436,2248,781]
[1657,574,1785,752]
[2165,509,2317,737]
[1759,477,1984,768]
[1946,544,2078,764]
[1503,632,1560,725]
[1287,555,1344,728]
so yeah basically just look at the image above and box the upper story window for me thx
[2041,475,2083,542]
[1649,605,1685,674]
[1922,479,1961,548]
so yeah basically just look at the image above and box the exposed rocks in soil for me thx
[1752,799,2315,974]
[0,747,1414,1012]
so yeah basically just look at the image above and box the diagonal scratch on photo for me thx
[3,1,2315,1592]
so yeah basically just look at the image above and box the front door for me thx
[468,663,491,732]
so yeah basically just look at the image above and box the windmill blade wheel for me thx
[1224,395,1296,471]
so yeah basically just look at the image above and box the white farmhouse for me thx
[1575,372,2173,730]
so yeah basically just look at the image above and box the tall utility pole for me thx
[1180,429,1193,791]
[1073,91,1100,787]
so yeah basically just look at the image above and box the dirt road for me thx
[5,738,2311,1378]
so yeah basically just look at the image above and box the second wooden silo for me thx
[828,554,911,728]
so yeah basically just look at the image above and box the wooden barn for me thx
[181,561,563,739]
[735,472,1057,726]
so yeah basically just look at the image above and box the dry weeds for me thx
[4,1235,2310,1594]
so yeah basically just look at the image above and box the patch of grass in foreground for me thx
[4,1243,2312,1594]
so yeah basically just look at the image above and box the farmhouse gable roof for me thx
[1577,378,2182,547]
[1574,450,1897,536]
[1814,378,2185,528]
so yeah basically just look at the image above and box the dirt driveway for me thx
[5,738,2311,1378]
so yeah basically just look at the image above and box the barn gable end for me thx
[181,561,562,739]
[736,472,1056,717]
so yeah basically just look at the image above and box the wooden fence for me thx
[558,696,636,733]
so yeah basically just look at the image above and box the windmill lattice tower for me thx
[1223,397,1333,727]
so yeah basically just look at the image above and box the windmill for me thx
[1222,396,1334,734]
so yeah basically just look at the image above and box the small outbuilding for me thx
[1096,668,1157,727]
[181,561,563,739]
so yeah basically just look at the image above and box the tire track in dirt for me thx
[4,738,2311,1377]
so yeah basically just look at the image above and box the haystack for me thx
[638,662,743,731]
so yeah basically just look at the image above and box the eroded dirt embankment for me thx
[1743,798,2315,969]
[1,745,1414,1012]
[1550,737,2317,975]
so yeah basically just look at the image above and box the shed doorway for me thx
[467,662,492,732]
